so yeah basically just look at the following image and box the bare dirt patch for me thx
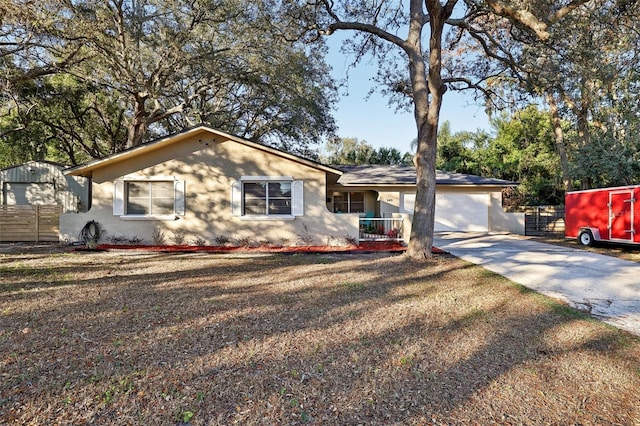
[1,249,639,424]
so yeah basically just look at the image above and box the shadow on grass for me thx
[1,250,638,424]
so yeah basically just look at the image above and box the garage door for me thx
[435,193,489,231]
[401,192,490,232]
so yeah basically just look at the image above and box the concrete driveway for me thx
[433,232,640,336]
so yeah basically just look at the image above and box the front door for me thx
[609,190,635,241]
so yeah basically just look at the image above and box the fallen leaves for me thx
[0,248,639,424]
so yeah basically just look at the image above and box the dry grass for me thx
[1,247,639,425]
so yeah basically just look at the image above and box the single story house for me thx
[61,126,523,246]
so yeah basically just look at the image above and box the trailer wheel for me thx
[578,230,594,246]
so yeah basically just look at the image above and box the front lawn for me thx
[1,248,639,424]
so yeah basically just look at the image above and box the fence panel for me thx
[0,205,61,242]
[523,206,565,236]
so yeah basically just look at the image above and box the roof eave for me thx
[64,126,342,178]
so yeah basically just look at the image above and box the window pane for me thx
[243,181,293,215]
[268,182,291,197]
[268,199,291,215]
[151,182,174,215]
[350,192,365,213]
[125,181,175,215]
[333,192,365,213]
[244,199,266,215]
[127,182,149,215]
[268,182,291,214]
[243,182,266,215]
[333,193,347,213]
[244,182,266,198]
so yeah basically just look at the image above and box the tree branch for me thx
[483,0,550,40]
[548,0,592,25]
[319,0,409,50]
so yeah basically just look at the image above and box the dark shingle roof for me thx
[334,165,516,186]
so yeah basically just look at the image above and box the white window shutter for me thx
[174,180,185,216]
[231,181,242,216]
[113,180,124,215]
[292,180,304,216]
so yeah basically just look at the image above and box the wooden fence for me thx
[0,205,61,242]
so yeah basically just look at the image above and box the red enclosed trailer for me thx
[565,185,640,246]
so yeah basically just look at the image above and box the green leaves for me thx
[0,0,337,164]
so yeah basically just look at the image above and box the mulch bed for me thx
[82,241,447,254]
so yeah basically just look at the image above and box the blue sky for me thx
[325,38,492,154]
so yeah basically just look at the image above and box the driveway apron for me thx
[433,232,640,336]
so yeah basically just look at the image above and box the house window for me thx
[243,181,292,215]
[126,181,175,215]
[231,177,303,219]
[113,178,185,219]
[333,192,365,213]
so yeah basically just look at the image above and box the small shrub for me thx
[190,236,206,246]
[386,228,400,239]
[296,223,315,246]
[107,235,127,245]
[172,231,186,245]
[214,235,230,245]
[279,237,291,247]
[128,236,142,245]
[234,236,251,247]
[344,234,358,246]
[178,409,194,424]
[151,227,166,245]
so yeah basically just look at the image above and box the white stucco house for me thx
[61,126,524,246]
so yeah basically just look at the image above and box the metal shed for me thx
[1,160,90,213]
[1,161,90,242]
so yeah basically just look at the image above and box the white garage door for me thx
[401,192,490,232]
[435,193,489,232]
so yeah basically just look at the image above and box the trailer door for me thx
[609,190,635,242]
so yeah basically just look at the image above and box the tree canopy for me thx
[0,0,337,165]
[323,137,412,165]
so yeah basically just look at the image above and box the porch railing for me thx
[359,217,404,241]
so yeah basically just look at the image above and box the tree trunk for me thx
[126,93,149,149]
[562,81,592,189]
[546,92,571,191]
[405,0,453,260]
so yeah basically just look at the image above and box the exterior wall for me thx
[377,191,400,218]
[1,161,89,212]
[61,136,359,245]
[488,192,525,234]
[364,191,377,214]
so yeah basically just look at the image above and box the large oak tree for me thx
[0,0,336,164]
[289,0,590,259]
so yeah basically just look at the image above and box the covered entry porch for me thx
[328,189,407,242]
[327,164,524,243]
